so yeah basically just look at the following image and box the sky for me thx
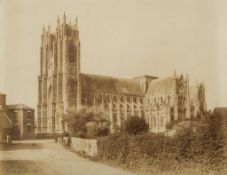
[0,0,226,110]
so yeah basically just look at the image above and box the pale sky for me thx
[0,0,226,110]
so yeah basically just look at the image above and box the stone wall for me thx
[70,137,98,157]
[60,137,98,157]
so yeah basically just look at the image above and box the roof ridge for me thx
[80,73,134,81]
[6,104,34,109]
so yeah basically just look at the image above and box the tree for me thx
[124,116,149,135]
[65,109,110,138]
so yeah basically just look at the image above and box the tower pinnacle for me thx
[57,16,60,26]
[173,69,177,79]
[63,12,66,24]
[42,25,45,34]
[74,16,78,30]
[48,24,51,33]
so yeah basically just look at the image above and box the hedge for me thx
[97,112,226,173]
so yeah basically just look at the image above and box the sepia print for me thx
[0,0,227,175]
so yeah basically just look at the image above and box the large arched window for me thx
[68,41,76,63]
[170,107,174,122]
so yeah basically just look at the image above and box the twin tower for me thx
[37,14,81,134]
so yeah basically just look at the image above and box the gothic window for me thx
[190,105,195,119]
[81,96,86,105]
[38,80,42,103]
[167,96,171,104]
[170,107,174,122]
[113,96,117,102]
[120,96,124,102]
[140,98,143,104]
[127,104,131,113]
[120,104,124,113]
[96,95,102,105]
[113,103,117,112]
[27,125,31,132]
[160,116,164,127]
[58,74,62,100]
[153,117,156,128]
[68,41,76,64]
[133,97,137,103]
[68,79,76,96]
[87,95,93,106]
[60,41,63,67]
[104,103,109,111]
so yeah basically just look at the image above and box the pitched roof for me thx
[146,76,176,95]
[80,73,144,96]
[0,92,6,96]
[0,110,12,129]
[6,104,34,110]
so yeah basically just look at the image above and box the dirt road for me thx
[0,140,134,175]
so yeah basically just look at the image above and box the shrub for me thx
[165,120,180,129]
[124,116,149,135]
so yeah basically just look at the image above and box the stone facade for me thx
[37,15,206,134]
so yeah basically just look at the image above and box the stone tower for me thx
[37,14,81,134]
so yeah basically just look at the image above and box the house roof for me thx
[80,73,145,96]
[6,104,34,110]
[0,110,12,129]
[147,76,176,95]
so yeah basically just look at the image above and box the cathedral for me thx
[37,14,206,135]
